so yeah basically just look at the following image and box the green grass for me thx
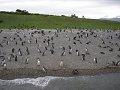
[0,13,120,30]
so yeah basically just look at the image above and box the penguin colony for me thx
[0,29,120,73]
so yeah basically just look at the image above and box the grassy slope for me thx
[0,13,120,30]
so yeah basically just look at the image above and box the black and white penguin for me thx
[3,63,7,69]
[35,38,38,44]
[60,60,64,68]
[94,58,98,63]
[76,49,80,56]
[15,55,17,61]
[85,48,89,55]
[42,66,47,73]
[28,39,31,44]
[38,48,41,53]
[50,49,54,54]
[37,58,40,66]
[61,51,65,56]
[25,57,29,64]
[81,54,85,61]
[12,48,15,53]
[42,52,45,56]
[18,48,22,56]
[1,58,5,66]
[8,54,12,61]
[26,46,30,55]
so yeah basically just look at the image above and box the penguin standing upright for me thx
[60,60,64,68]
[26,46,30,55]
[37,58,40,66]
[76,49,80,56]
[69,48,72,54]
[35,38,38,44]
[38,48,41,53]
[12,48,15,53]
[50,49,54,54]
[8,54,12,61]
[42,66,47,73]
[1,59,5,66]
[3,63,7,70]
[85,48,89,55]
[25,57,29,64]
[81,54,85,61]
[15,55,17,61]
[18,48,22,56]
[94,58,98,63]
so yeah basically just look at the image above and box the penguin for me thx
[61,51,65,56]
[76,49,80,56]
[85,48,89,55]
[68,45,71,50]
[60,60,64,68]
[15,55,17,61]
[38,48,41,53]
[3,63,7,70]
[8,54,12,61]
[21,42,24,46]
[12,48,15,53]
[118,48,120,51]
[50,49,54,54]
[42,66,47,73]
[109,48,113,52]
[81,54,85,61]
[100,52,105,54]
[73,42,76,45]
[68,37,70,41]
[110,35,113,39]
[62,47,65,51]
[116,61,120,66]
[26,46,30,55]
[69,48,72,54]
[72,69,79,75]
[46,42,49,46]
[38,44,41,48]
[28,39,31,44]
[1,59,5,66]
[117,55,120,58]
[42,52,45,56]
[86,33,89,37]
[15,41,17,45]
[37,58,40,66]
[65,34,68,38]
[86,41,91,45]
[73,36,76,40]
[6,41,9,45]
[45,46,47,50]
[112,61,116,66]
[101,39,105,44]
[25,57,29,64]
[18,48,22,56]
[94,58,98,63]
[51,44,54,49]
[0,43,3,47]
[35,38,38,44]
[112,61,120,66]
[19,37,22,41]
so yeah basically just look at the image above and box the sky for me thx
[0,0,120,19]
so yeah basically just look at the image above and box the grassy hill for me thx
[0,13,120,30]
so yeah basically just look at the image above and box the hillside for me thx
[0,13,120,30]
[100,17,120,22]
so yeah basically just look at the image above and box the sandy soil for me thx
[0,29,120,79]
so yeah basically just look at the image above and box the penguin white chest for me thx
[60,61,64,67]
[37,60,40,66]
